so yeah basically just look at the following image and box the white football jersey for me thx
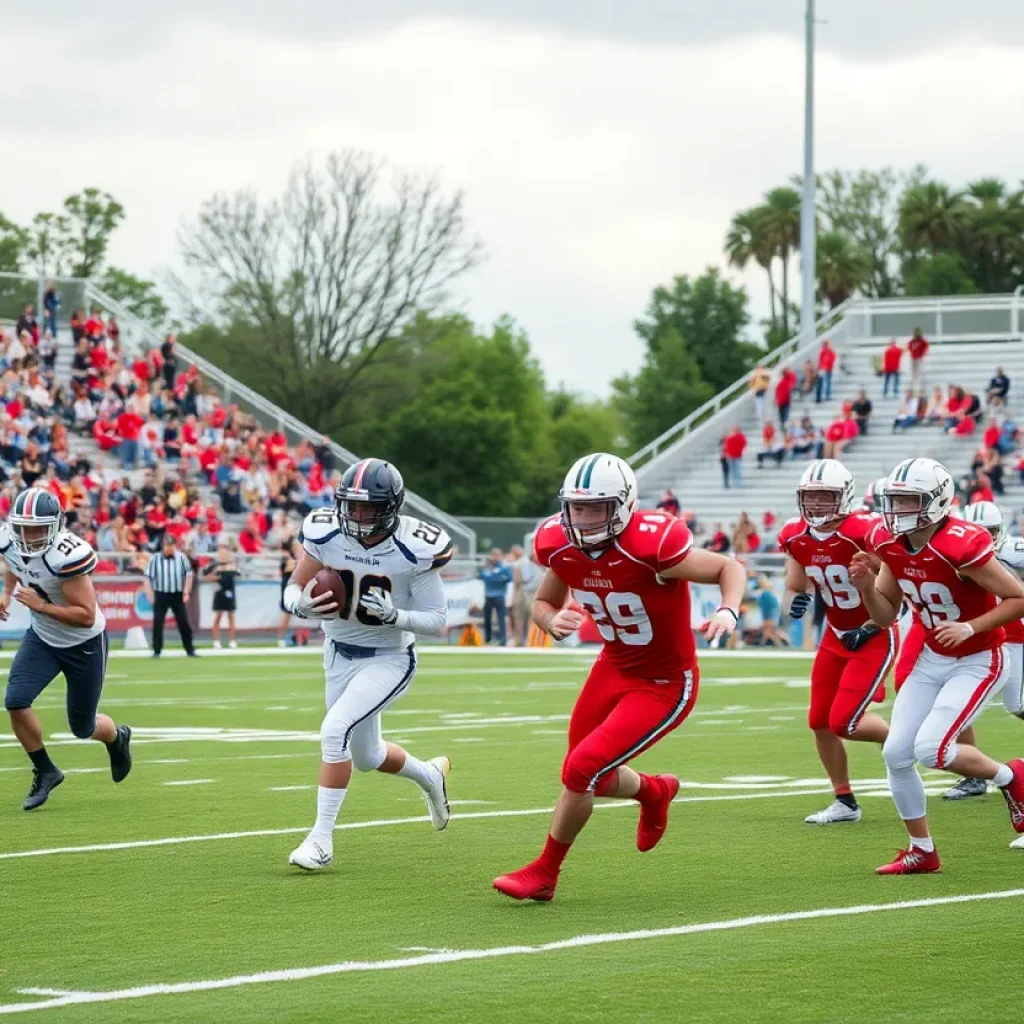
[998,536,1024,576]
[300,510,452,650]
[0,524,106,648]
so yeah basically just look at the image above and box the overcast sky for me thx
[4,2,1024,394]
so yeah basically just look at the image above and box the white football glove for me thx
[360,586,398,626]
[284,579,338,620]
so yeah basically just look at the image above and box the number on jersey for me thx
[805,564,861,609]
[573,590,653,645]
[333,569,394,625]
[897,579,961,628]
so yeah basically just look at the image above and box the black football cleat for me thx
[23,768,65,810]
[108,725,133,784]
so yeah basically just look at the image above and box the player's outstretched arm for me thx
[849,555,901,628]
[532,568,582,640]
[14,574,97,628]
[661,549,745,642]
[936,557,1024,648]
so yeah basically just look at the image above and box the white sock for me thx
[396,754,435,791]
[312,786,346,838]
[993,763,1014,788]
[910,835,935,853]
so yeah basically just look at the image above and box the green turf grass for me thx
[0,650,1021,1022]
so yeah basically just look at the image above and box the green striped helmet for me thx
[558,453,637,549]
[797,459,855,528]
[882,458,954,535]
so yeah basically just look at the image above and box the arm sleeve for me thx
[393,571,448,636]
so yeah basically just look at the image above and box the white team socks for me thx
[910,836,935,853]
[993,763,1014,788]
[313,786,346,838]
[396,754,434,791]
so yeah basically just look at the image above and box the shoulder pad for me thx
[534,515,570,567]
[394,517,453,570]
[777,517,805,550]
[44,533,97,578]
[997,537,1024,571]
[299,509,341,546]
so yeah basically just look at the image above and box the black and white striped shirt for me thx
[146,551,191,593]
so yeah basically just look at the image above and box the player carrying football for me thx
[493,453,745,901]
[283,459,453,871]
[780,460,895,825]
[849,458,1024,873]
[1,487,132,809]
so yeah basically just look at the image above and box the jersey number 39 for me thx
[573,591,652,646]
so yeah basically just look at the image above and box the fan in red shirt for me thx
[780,459,895,825]
[907,328,929,388]
[775,368,797,426]
[849,457,1024,874]
[492,453,745,902]
[882,340,903,398]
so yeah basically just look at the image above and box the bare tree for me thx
[177,150,483,425]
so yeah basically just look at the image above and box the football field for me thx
[0,647,1021,1023]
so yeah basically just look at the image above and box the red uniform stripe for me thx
[936,647,1004,767]
[351,460,369,490]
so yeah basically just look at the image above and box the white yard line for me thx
[162,779,216,787]
[0,787,837,862]
[0,888,1018,1016]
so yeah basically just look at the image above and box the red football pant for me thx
[562,656,698,795]
[809,625,898,736]
[895,617,926,691]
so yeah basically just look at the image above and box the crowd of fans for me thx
[0,300,344,572]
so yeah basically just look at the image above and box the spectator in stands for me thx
[479,548,512,646]
[757,576,790,647]
[775,367,797,427]
[161,335,178,391]
[997,416,1019,456]
[907,328,929,388]
[761,510,779,552]
[790,415,821,459]
[732,512,759,555]
[115,406,144,469]
[816,340,836,402]
[987,367,1010,409]
[851,389,873,435]
[38,331,56,373]
[968,471,995,504]
[972,446,1004,495]
[42,283,59,337]
[824,416,848,459]
[723,425,747,489]
[314,435,336,475]
[948,401,978,438]
[656,489,680,517]
[705,523,730,553]
[15,304,38,346]
[799,359,817,399]
[106,315,120,346]
[20,442,43,486]
[749,365,771,425]
[983,418,1001,453]
[892,390,920,432]
[756,422,786,468]
[718,436,730,488]
[942,386,966,430]
[882,339,903,397]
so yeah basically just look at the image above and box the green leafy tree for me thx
[961,178,1024,293]
[758,188,801,336]
[725,208,778,328]
[898,181,969,256]
[98,267,169,325]
[62,188,125,278]
[902,251,979,297]
[816,230,870,307]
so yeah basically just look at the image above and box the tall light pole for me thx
[800,0,816,346]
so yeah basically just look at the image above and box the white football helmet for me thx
[881,458,954,535]
[797,459,855,528]
[863,476,888,513]
[965,500,1004,544]
[559,453,638,549]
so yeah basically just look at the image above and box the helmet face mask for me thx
[882,458,954,537]
[335,459,405,547]
[11,521,59,556]
[562,498,619,550]
[797,460,854,529]
[337,497,397,544]
[881,491,927,535]
[798,487,844,528]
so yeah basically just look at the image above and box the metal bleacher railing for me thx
[0,269,477,557]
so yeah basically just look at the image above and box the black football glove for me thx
[841,625,880,652]
[789,592,813,620]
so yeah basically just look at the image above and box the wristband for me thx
[964,623,975,637]
[716,606,739,624]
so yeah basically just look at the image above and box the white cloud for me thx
[2,17,1023,397]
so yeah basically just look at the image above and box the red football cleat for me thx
[493,864,558,902]
[1000,759,1024,833]
[875,847,941,875]
[637,774,681,852]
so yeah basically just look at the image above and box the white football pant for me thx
[883,644,1008,820]
[1002,643,1024,716]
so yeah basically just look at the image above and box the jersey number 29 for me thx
[573,591,652,646]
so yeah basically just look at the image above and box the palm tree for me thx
[725,208,777,328]
[816,231,869,307]
[758,188,802,337]
[963,178,1024,292]
[898,181,968,255]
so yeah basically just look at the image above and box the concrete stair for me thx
[638,340,1024,530]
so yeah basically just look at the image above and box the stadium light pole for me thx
[800,0,816,347]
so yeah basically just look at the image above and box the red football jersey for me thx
[871,517,1003,655]
[778,512,880,632]
[533,509,696,679]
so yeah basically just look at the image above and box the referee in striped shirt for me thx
[144,536,197,657]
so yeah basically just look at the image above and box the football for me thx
[310,567,349,617]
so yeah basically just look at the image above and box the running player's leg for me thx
[830,626,896,745]
[5,630,63,808]
[58,631,130,782]
[804,635,854,823]
[895,616,925,692]
[290,647,416,869]
[878,650,943,873]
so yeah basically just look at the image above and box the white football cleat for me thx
[423,756,451,831]
[288,834,333,870]
[804,799,862,825]
[1010,835,1024,850]
[212,640,222,650]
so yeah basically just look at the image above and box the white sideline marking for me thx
[0,787,837,862]
[1,889,1020,1015]
[13,990,83,998]
[163,779,216,787]
[267,785,315,792]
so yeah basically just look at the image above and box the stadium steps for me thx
[637,340,1024,526]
